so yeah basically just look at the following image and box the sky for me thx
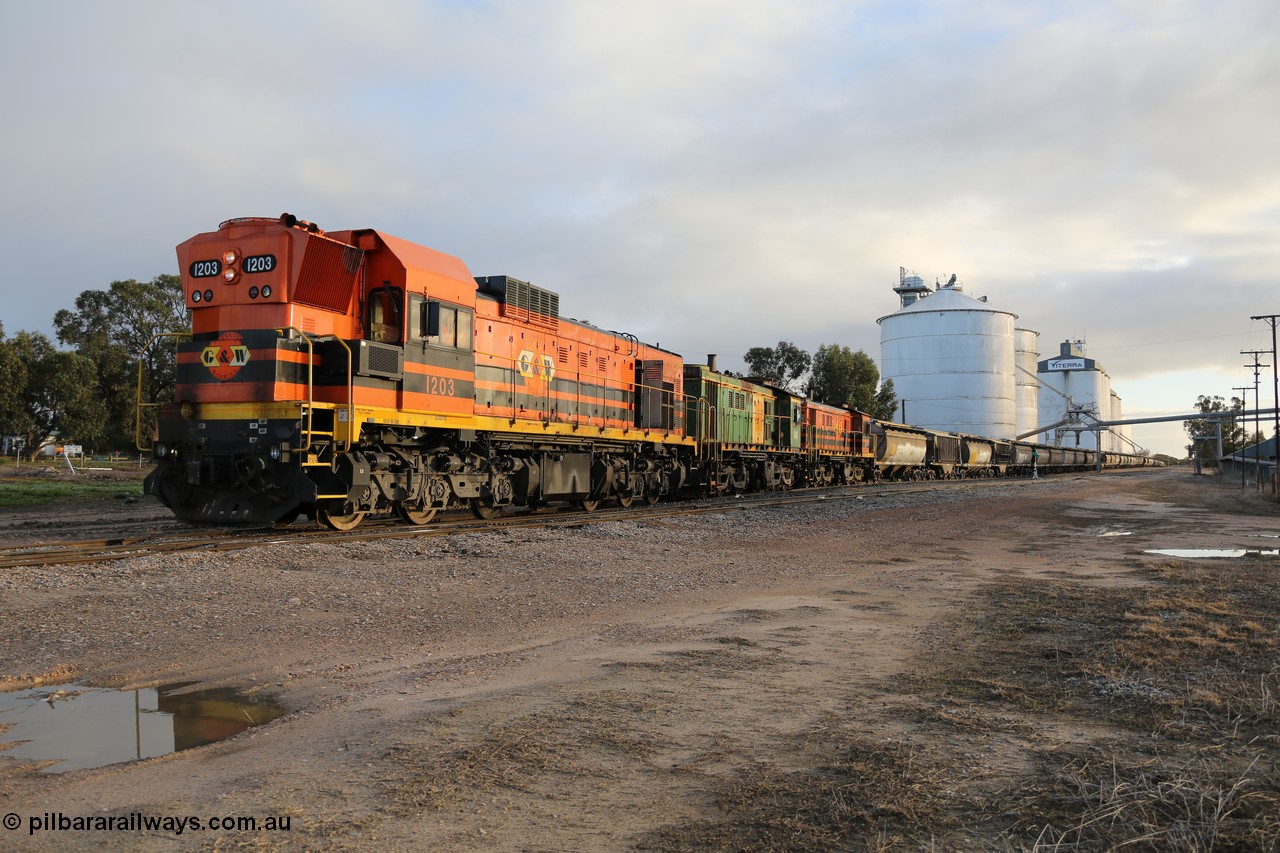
[2,0,1277,457]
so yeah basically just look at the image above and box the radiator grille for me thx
[475,275,559,330]
[367,346,400,374]
[357,341,404,379]
[294,235,364,312]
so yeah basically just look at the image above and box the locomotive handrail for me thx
[504,348,514,422]
[573,362,581,428]
[275,328,353,455]
[135,330,193,452]
[706,400,719,461]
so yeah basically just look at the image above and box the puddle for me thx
[1144,549,1280,559]
[0,682,285,773]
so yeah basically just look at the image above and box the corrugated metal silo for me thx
[1014,328,1039,439]
[1110,391,1128,452]
[878,281,1017,440]
[1036,341,1112,451]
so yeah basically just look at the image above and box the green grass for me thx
[0,478,145,507]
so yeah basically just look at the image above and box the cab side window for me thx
[437,305,457,348]
[456,308,472,351]
[412,297,473,352]
[367,286,403,344]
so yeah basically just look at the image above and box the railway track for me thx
[0,474,1103,569]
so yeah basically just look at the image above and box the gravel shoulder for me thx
[1,469,1277,850]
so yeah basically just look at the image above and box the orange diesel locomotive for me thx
[144,215,691,529]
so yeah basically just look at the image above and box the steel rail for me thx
[0,470,1137,570]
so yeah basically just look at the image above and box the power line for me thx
[1248,314,1279,501]
[1085,331,1254,351]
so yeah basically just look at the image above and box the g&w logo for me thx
[202,331,251,380]
[516,349,555,382]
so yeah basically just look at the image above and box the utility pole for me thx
[1249,314,1280,499]
[1242,349,1269,492]
[1232,384,1251,488]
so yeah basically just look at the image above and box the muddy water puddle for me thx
[0,682,284,773]
[1145,548,1280,558]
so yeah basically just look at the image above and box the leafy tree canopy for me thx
[1184,394,1250,461]
[743,340,811,392]
[0,331,106,458]
[53,275,189,449]
[809,343,898,419]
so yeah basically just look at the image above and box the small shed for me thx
[1219,436,1277,485]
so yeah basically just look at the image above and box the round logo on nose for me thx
[201,331,251,380]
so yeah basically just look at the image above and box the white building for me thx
[877,272,1139,451]
[878,274,1017,440]
[1014,328,1040,439]
[1036,340,1122,451]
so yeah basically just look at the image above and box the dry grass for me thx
[643,550,1280,851]
[373,485,1280,850]
[926,555,1280,850]
[1020,755,1280,852]
[1133,472,1280,518]
[637,729,961,852]
[388,690,667,810]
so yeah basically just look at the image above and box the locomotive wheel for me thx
[578,499,601,513]
[317,508,367,531]
[616,494,634,509]
[396,503,438,525]
[470,498,502,520]
[644,490,661,506]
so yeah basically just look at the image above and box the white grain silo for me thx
[1014,328,1040,439]
[1109,390,1131,452]
[878,276,1017,439]
[1036,340,1113,450]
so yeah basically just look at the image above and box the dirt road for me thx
[1,469,1277,850]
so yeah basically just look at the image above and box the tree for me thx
[53,275,189,450]
[870,377,899,422]
[0,331,106,458]
[1184,394,1247,466]
[0,325,27,443]
[743,341,811,392]
[808,343,898,419]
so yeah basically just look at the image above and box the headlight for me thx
[153,442,170,459]
[222,249,240,265]
[269,444,282,461]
